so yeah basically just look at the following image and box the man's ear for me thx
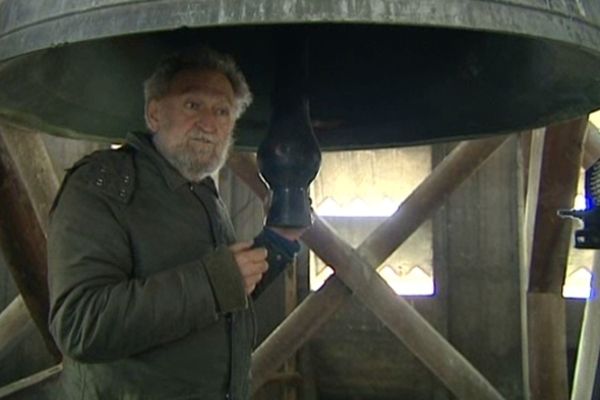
[146,100,161,132]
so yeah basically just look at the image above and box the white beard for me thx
[153,131,233,182]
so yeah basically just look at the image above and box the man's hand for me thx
[229,241,268,295]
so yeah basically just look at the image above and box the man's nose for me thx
[195,108,217,133]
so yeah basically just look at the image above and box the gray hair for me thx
[143,47,253,128]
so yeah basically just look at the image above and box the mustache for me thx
[188,131,217,143]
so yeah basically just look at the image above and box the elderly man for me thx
[47,47,300,399]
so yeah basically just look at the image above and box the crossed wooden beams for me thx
[0,118,595,399]
[230,135,511,399]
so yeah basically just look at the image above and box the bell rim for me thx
[1,0,599,62]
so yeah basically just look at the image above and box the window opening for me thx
[309,146,434,296]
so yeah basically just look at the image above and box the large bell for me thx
[0,1,599,149]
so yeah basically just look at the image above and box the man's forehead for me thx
[170,69,234,102]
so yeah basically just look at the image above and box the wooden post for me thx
[0,123,60,231]
[0,127,61,360]
[304,216,506,400]
[0,296,32,358]
[570,252,600,400]
[583,123,600,169]
[570,122,600,400]
[230,134,509,399]
[527,117,588,400]
[283,258,298,400]
[520,128,546,400]
[0,364,62,399]
[358,135,510,267]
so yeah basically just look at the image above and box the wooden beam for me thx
[0,364,62,399]
[583,122,600,169]
[0,296,33,359]
[571,252,600,400]
[358,135,510,267]
[519,128,546,400]
[528,117,587,294]
[527,117,588,400]
[0,123,60,232]
[230,134,510,399]
[570,122,600,400]
[0,127,61,360]
[304,216,506,400]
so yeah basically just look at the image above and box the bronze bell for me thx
[0,1,599,148]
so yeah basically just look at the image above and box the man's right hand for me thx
[229,241,268,295]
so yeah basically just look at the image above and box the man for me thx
[47,47,301,399]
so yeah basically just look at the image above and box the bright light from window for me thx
[379,266,435,295]
[308,146,434,296]
[315,196,398,217]
[563,268,593,299]
[564,168,594,299]
[574,194,587,210]
[590,110,600,129]
[310,265,335,291]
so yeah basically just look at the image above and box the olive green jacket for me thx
[48,132,266,399]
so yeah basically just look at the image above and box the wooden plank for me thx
[0,364,62,399]
[303,216,506,400]
[0,129,61,360]
[571,252,600,400]
[583,122,600,169]
[520,128,546,400]
[527,117,588,400]
[0,124,61,358]
[0,123,60,232]
[528,117,587,293]
[570,122,600,400]
[527,293,569,400]
[230,134,509,399]
[0,296,32,359]
[283,261,298,400]
[435,137,525,399]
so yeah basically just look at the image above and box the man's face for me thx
[147,68,236,181]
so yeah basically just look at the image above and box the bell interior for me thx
[0,24,599,150]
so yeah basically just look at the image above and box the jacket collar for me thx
[125,131,218,193]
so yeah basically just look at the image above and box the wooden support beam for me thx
[0,364,62,399]
[527,117,588,400]
[519,128,546,400]
[571,252,600,400]
[0,123,60,232]
[529,117,588,293]
[0,127,61,360]
[583,122,600,169]
[570,123,600,400]
[0,296,33,358]
[304,215,506,400]
[230,134,510,399]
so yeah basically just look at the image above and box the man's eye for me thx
[184,101,198,110]
[216,107,231,117]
